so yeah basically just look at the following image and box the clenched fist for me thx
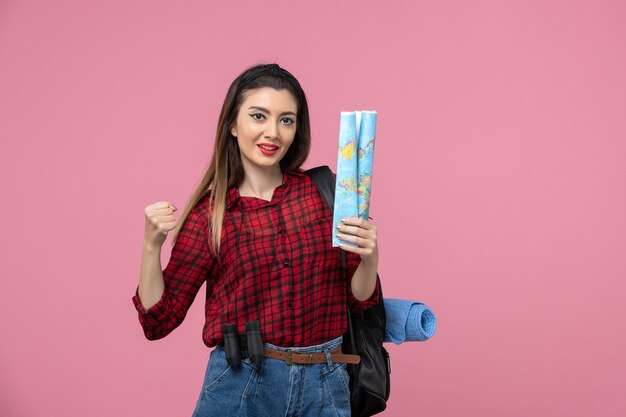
[144,201,178,247]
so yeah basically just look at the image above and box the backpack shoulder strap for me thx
[304,165,358,354]
[305,165,336,209]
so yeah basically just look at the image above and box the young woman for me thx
[133,63,380,417]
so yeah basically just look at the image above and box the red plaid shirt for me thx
[132,169,380,347]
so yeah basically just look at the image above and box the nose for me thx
[263,120,279,139]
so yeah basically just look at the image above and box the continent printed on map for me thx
[357,173,371,193]
[358,173,372,218]
[357,139,375,161]
[340,142,356,160]
[339,177,358,193]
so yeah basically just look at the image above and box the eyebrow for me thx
[247,106,297,117]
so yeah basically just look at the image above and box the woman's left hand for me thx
[336,217,378,267]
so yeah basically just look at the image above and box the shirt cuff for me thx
[132,286,170,327]
[348,276,381,314]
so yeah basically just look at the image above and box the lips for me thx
[258,143,279,155]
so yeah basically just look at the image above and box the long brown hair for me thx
[171,63,311,257]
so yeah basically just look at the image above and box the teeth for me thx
[260,145,278,150]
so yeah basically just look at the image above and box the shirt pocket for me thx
[300,212,340,265]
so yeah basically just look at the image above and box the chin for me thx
[252,160,282,170]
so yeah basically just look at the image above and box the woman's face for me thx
[231,87,298,174]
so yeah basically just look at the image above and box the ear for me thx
[230,125,237,138]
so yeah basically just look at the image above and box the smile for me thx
[258,144,279,155]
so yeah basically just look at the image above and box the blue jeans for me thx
[191,336,351,417]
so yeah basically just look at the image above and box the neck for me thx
[238,165,284,200]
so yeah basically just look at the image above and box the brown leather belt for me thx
[263,347,361,365]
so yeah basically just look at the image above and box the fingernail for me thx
[336,224,342,229]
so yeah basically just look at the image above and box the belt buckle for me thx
[285,350,295,365]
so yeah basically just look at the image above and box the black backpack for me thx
[306,166,391,417]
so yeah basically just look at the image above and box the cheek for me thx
[238,121,259,138]
[281,136,295,151]
[280,125,297,141]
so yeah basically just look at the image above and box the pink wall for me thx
[1,0,625,416]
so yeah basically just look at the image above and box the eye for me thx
[250,113,265,121]
[281,118,296,125]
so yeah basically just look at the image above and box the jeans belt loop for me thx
[324,349,333,367]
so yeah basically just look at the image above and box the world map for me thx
[333,111,377,247]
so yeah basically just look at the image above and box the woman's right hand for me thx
[144,201,178,247]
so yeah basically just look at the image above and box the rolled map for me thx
[333,112,359,247]
[357,111,377,220]
[333,110,377,247]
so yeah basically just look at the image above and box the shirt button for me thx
[279,229,286,234]
[286,302,293,308]
[283,261,290,267]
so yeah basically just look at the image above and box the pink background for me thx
[1,0,625,416]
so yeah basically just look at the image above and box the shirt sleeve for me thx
[345,251,381,314]
[132,204,216,340]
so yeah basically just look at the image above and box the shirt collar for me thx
[226,169,305,210]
